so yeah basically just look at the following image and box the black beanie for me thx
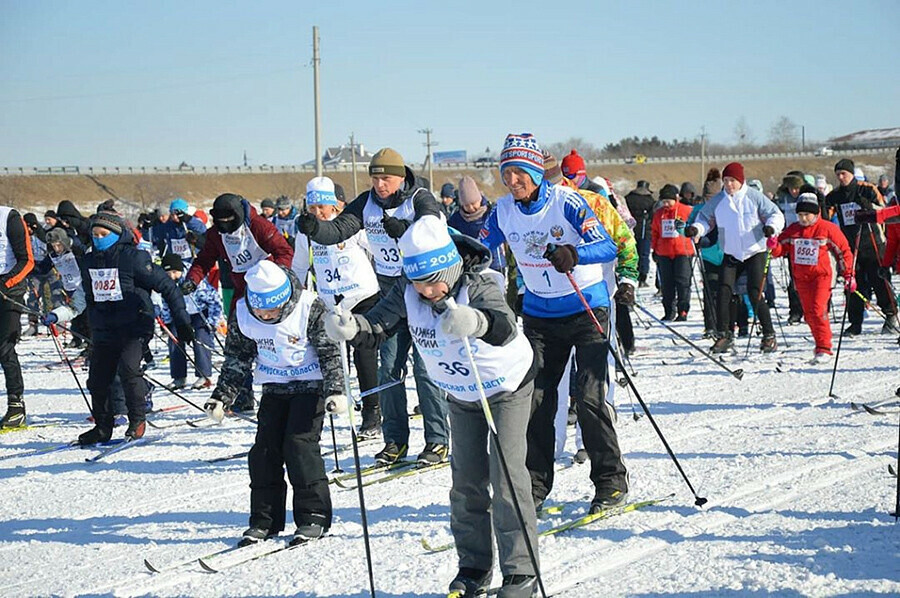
[659,184,679,200]
[834,159,855,174]
[56,200,83,221]
[211,193,244,233]
[334,183,346,204]
[796,192,820,215]
[161,252,185,272]
[23,213,38,227]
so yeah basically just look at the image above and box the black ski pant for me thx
[248,391,331,534]
[700,260,721,332]
[523,307,627,504]
[0,295,23,400]
[352,294,380,410]
[615,300,634,353]
[787,268,804,320]
[847,256,896,326]
[656,255,691,317]
[719,252,774,336]
[87,337,149,428]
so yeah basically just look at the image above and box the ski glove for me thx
[180,280,197,296]
[544,243,578,273]
[762,225,776,238]
[204,398,226,423]
[683,225,699,239]
[176,323,195,344]
[324,394,348,415]
[613,281,635,306]
[296,211,319,236]
[766,236,778,250]
[41,312,58,326]
[440,304,488,339]
[381,215,409,240]
[844,275,857,293]
[855,210,877,224]
[877,266,892,280]
[323,311,360,342]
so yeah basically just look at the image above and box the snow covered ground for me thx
[1,264,898,598]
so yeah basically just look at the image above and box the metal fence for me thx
[1,147,892,177]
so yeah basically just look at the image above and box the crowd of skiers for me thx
[1,140,897,598]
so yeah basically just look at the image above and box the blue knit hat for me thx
[499,133,544,186]
[170,198,189,214]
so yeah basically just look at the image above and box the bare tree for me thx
[733,116,755,150]
[544,138,602,160]
[767,116,800,151]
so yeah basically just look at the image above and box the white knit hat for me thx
[245,261,291,309]
[398,215,461,283]
[306,176,338,206]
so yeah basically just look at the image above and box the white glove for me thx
[324,311,360,342]
[204,398,226,423]
[440,304,488,339]
[324,394,348,415]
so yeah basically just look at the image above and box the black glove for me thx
[514,293,523,316]
[382,215,409,239]
[684,225,699,238]
[855,210,878,224]
[180,280,197,296]
[174,210,192,224]
[296,211,319,236]
[543,243,578,273]
[877,266,892,280]
[176,322,195,344]
[614,281,635,306]
[762,225,776,237]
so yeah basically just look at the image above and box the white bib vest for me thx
[308,231,378,310]
[362,191,420,277]
[32,236,47,263]
[236,291,323,384]
[221,223,269,273]
[274,216,296,239]
[404,282,532,403]
[50,251,82,292]
[169,237,192,259]
[495,191,606,299]
[0,207,17,276]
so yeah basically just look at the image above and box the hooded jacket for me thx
[624,186,655,240]
[0,208,34,303]
[825,179,885,261]
[56,200,91,246]
[770,217,853,284]
[80,226,190,342]
[651,202,695,258]
[186,197,293,305]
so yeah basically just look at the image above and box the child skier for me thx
[323,216,540,598]
[292,176,382,438]
[768,193,853,362]
[159,253,221,390]
[651,184,694,321]
[203,260,344,547]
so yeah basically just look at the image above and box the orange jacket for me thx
[651,202,694,258]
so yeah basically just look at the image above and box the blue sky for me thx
[1,0,898,167]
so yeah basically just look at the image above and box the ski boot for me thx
[711,332,733,354]
[238,527,273,548]
[357,400,382,440]
[881,315,899,335]
[78,424,113,446]
[448,567,492,598]
[125,419,146,440]
[417,443,449,467]
[760,334,777,353]
[290,521,326,546]
[590,488,628,514]
[497,575,537,598]
[374,442,407,466]
[0,399,26,429]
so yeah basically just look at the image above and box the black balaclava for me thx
[211,193,244,234]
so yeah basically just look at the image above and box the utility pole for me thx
[312,26,322,177]
[700,126,707,186]
[801,125,806,152]
[349,132,359,198]
[243,150,248,168]
[418,128,437,193]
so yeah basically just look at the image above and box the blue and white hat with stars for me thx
[499,133,544,186]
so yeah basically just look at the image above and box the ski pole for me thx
[634,303,744,380]
[770,299,790,349]
[744,250,772,358]
[142,371,258,425]
[893,411,899,520]
[0,289,93,345]
[156,317,221,375]
[829,232,861,399]
[48,322,93,416]
[694,245,720,333]
[562,273,709,507]
[446,297,547,598]
[866,223,900,326]
[328,414,343,474]
[333,298,376,598]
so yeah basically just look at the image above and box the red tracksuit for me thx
[771,218,853,354]
[871,204,900,270]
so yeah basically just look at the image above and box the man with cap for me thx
[260,198,276,220]
[159,253,221,390]
[825,158,897,335]
[768,193,853,363]
[296,147,450,467]
[0,206,34,428]
[273,196,298,246]
[439,182,457,218]
[685,162,785,353]
[480,133,628,515]
[292,176,382,437]
[324,215,541,598]
[624,180,655,287]
[204,260,344,547]
[184,193,293,412]
[77,212,193,444]
[448,176,507,275]
[154,197,206,263]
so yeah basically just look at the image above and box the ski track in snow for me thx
[1,264,898,598]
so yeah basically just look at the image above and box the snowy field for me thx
[1,262,899,598]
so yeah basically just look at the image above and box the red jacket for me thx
[651,202,694,258]
[771,218,852,283]
[868,204,900,269]
[186,200,293,301]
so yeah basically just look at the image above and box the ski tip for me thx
[733,369,744,380]
[143,558,161,573]
[198,558,218,573]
